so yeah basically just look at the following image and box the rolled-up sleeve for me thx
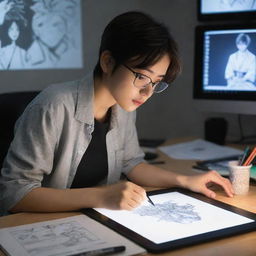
[122,112,145,175]
[0,102,58,214]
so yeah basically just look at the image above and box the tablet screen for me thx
[94,191,253,244]
[83,189,256,252]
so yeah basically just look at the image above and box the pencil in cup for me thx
[243,147,256,166]
[239,146,250,166]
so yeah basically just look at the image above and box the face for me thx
[104,54,170,112]
[8,21,19,41]
[32,13,67,48]
[236,42,248,52]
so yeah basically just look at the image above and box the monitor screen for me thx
[0,0,83,70]
[198,0,256,20]
[193,24,256,115]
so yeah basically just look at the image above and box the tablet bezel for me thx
[82,188,256,253]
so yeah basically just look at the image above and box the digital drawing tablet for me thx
[82,188,256,253]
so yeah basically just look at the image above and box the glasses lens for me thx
[134,74,151,88]
[153,82,169,93]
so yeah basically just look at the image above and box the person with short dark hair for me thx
[225,33,256,89]
[0,11,234,215]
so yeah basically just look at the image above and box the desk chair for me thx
[0,91,39,169]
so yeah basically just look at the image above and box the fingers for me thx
[102,181,147,211]
[203,170,234,198]
[122,182,146,210]
[200,186,216,199]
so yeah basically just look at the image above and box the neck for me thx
[93,76,116,122]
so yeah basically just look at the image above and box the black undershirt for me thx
[71,119,109,188]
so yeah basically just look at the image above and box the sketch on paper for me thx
[133,200,201,224]
[9,221,104,256]
[0,0,83,70]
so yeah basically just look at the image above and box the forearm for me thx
[10,186,104,213]
[127,163,234,199]
[127,162,187,188]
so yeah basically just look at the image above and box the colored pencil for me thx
[243,147,256,166]
[239,146,250,166]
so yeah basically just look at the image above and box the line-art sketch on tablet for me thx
[9,221,103,256]
[94,191,255,245]
[133,200,201,224]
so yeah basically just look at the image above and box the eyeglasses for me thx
[123,64,169,93]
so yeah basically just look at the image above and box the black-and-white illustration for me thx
[225,33,256,89]
[10,221,102,256]
[219,0,256,11]
[133,200,201,224]
[201,0,256,13]
[0,0,82,70]
[95,191,254,244]
[202,29,256,91]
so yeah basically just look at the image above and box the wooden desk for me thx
[0,138,256,256]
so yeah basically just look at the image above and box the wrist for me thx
[174,174,188,188]
[78,187,105,209]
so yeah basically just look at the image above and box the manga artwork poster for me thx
[0,0,83,70]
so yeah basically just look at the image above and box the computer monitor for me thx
[198,0,256,21]
[193,24,256,115]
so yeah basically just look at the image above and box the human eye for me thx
[135,73,148,81]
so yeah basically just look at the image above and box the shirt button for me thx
[88,125,94,133]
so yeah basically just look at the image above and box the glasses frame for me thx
[123,64,169,93]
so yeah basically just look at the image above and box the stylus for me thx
[70,245,125,256]
[147,195,155,206]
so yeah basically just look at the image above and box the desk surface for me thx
[0,137,256,256]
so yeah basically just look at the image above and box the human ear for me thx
[100,50,115,74]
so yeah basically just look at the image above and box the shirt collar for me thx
[75,73,94,125]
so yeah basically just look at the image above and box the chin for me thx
[118,103,137,112]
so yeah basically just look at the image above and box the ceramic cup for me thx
[228,160,251,195]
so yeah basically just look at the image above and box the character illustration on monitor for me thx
[201,0,256,13]
[0,0,82,70]
[201,28,256,92]
[225,33,256,90]
[133,200,201,224]
[220,0,256,11]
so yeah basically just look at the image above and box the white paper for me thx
[158,139,243,160]
[95,192,254,244]
[0,215,145,256]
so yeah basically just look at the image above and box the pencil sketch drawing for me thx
[0,0,82,70]
[134,200,201,224]
[9,221,104,256]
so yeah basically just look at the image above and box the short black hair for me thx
[236,33,251,46]
[93,11,181,84]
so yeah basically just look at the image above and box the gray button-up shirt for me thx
[0,74,145,214]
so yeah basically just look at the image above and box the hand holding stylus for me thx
[99,181,147,211]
